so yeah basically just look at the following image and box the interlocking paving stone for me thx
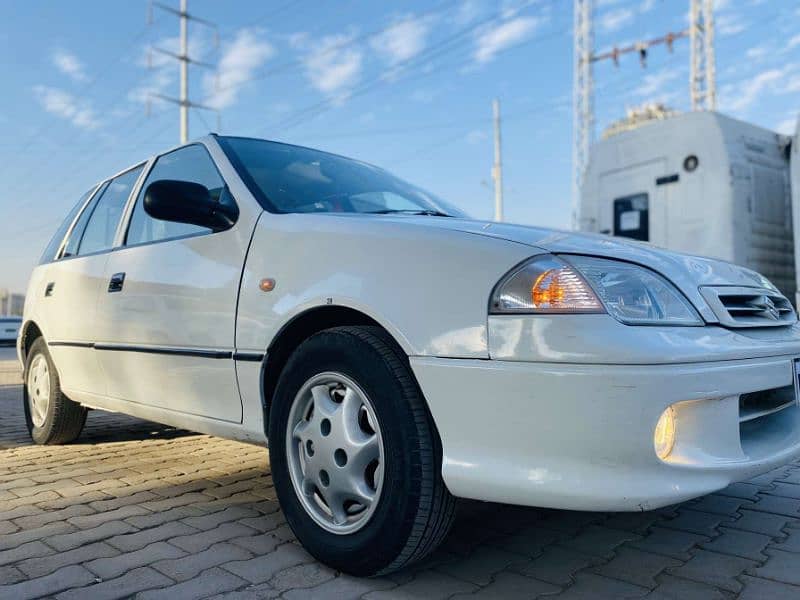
[773,525,800,552]
[55,566,174,600]
[747,493,800,518]
[106,521,199,552]
[627,527,710,561]
[510,546,599,586]
[668,549,758,592]
[0,565,26,585]
[364,571,478,599]
[559,525,642,559]
[84,540,187,580]
[282,574,397,599]
[450,572,560,599]
[169,522,258,553]
[3,383,800,598]
[699,526,772,561]
[153,542,253,582]
[0,521,75,551]
[136,567,249,599]
[689,494,756,516]
[435,545,528,586]
[268,562,337,592]
[16,541,119,578]
[593,547,681,589]
[726,508,799,536]
[739,574,800,599]
[0,541,53,567]
[47,520,138,551]
[548,572,648,599]
[0,564,97,600]
[659,509,732,537]
[748,548,800,585]
[647,575,729,599]
[222,542,312,584]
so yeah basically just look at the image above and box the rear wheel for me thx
[269,326,456,576]
[23,338,87,445]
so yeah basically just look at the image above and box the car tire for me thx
[269,325,456,576]
[23,338,87,445]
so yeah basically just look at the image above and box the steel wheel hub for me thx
[286,372,384,535]
[27,354,50,428]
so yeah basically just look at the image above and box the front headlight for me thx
[490,255,605,314]
[491,254,703,326]
[565,255,703,326]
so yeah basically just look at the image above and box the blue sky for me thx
[1,0,798,293]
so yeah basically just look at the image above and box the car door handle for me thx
[45,282,55,297]
[108,272,126,293]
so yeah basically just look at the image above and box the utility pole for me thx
[148,0,219,143]
[492,98,504,222]
[690,0,716,111]
[572,0,593,231]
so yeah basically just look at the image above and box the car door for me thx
[42,167,145,400]
[94,144,256,423]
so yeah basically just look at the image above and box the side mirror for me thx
[143,180,238,232]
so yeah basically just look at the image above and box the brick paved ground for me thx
[2,379,800,599]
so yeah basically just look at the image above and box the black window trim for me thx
[54,162,148,263]
[121,142,238,250]
[53,181,107,262]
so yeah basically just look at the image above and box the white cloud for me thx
[301,34,363,98]
[474,16,543,64]
[634,69,681,98]
[33,85,99,129]
[789,34,800,50]
[722,68,785,112]
[776,116,797,135]
[598,8,635,32]
[466,129,488,144]
[745,45,768,61]
[371,14,432,65]
[204,29,273,110]
[52,49,88,83]
[717,13,746,36]
[455,0,482,25]
[639,0,656,13]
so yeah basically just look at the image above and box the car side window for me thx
[77,165,144,256]
[40,186,97,263]
[126,145,226,246]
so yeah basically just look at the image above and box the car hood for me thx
[374,215,779,323]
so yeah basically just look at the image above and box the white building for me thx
[0,289,25,316]
[580,110,795,299]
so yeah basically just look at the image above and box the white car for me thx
[20,135,800,575]
[0,316,21,345]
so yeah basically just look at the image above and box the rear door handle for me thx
[108,272,126,293]
[45,282,55,297]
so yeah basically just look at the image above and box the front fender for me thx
[235,214,537,358]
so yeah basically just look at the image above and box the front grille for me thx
[699,286,796,328]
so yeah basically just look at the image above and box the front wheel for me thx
[269,326,456,576]
[23,338,87,445]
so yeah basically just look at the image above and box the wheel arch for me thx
[20,320,44,363]
[260,305,412,434]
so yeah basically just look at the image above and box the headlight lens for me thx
[490,255,605,313]
[566,255,702,325]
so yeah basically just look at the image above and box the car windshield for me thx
[219,137,467,217]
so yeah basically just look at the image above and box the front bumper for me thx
[411,352,800,511]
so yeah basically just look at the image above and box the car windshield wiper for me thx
[365,209,454,217]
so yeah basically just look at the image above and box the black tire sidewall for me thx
[269,328,427,576]
[23,338,62,444]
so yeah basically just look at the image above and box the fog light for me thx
[654,407,676,460]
